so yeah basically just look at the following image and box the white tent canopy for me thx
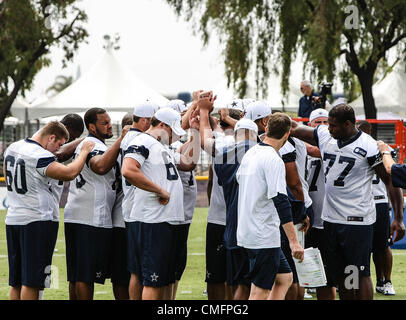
[23,48,169,121]
[10,98,31,120]
[350,63,406,116]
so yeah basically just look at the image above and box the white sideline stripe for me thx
[188,253,204,256]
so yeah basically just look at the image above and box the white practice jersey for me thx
[207,134,235,226]
[120,128,143,222]
[279,138,312,208]
[315,125,381,225]
[50,179,65,222]
[64,136,116,228]
[236,142,286,249]
[172,140,197,224]
[306,156,325,229]
[371,146,392,205]
[4,138,58,225]
[124,133,184,223]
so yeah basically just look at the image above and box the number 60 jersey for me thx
[314,125,381,225]
[4,138,57,225]
[124,133,184,224]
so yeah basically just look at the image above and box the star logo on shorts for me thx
[216,244,223,252]
[96,271,102,278]
[206,271,211,279]
[151,273,159,282]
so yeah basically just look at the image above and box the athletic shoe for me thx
[376,281,385,294]
[307,288,316,294]
[304,290,312,299]
[383,282,395,296]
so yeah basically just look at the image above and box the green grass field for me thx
[0,208,405,300]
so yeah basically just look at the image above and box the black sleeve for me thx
[282,150,297,163]
[391,164,406,189]
[86,150,105,167]
[272,193,293,225]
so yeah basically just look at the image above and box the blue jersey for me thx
[214,140,256,249]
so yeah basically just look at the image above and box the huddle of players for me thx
[4,97,200,300]
[201,94,405,300]
[4,89,405,301]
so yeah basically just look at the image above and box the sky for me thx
[26,0,229,103]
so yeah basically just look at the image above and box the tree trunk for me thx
[357,69,378,138]
[0,80,23,132]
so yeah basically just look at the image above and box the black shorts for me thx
[6,221,58,288]
[170,224,191,283]
[280,227,299,284]
[205,223,226,283]
[323,221,373,288]
[246,248,281,290]
[226,247,250,287]
[127,221,174,287]
[65,223,112,285]
[373,203,391,252]
[110,227,130,286]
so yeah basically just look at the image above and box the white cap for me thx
[234,118,258,134]
[154,107,186,136]
[226,99,245,112]
[165,99,188,113]
[242,98,256,108]
[309,108,329,123]
[133,101,159,118]
[244,101,272,121]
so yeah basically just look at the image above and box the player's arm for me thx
[122,157,170,205]
[290,120,318,146]
[198,91,217,156]
[54,138,85,163]
[376,163,405,242]
[285,161,304,202]
[219,108,238,128]
[89,126,130,175]
[272,193,304,262]
[177,108,201,172]
[207,165,213,205]
[305,142,321,158]
[46,140,95,181]
[181,90,202,130]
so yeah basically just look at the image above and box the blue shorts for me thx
[6,221,58,288]
[205,223,226,283]
[246,248,282,290]
[373,203,391,252]
[65,223,112,285]
[109,227,130,286]
[127,221,174,287]
[323,221,373,287]
[226,247,250,287]
[170,224,190,283]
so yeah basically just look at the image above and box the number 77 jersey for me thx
[314,125,381,225]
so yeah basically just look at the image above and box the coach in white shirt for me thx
[237,112,304,300]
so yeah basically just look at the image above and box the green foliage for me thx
[166,0,406,109]
[0,0,88,128]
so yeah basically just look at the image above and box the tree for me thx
[46,75,74,97]
[0,0,88,131]
[166,0,406,119]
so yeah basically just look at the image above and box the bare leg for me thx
[68,282,77,300]
[207,283,226,300]
[249,283,270,300]
[372,250,385,283]
[316,286,336,300]
[162,285,172,300]
[142,286,164,300]
[225,284,234,300]
[172,281,179,300]
[383,247,393,282]
[75,281,94,300]
[297,286,305,300]
[233,284,250,300]
[269,273,293,300]
[356,276,374,300]
[285,283,299,300]
[113,284,129,300]
[21,286,39,300]
[129,273,142,300]
[9,286,21,300]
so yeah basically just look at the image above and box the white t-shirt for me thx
[120,128,143,222]
[4,139,58,225]
[236,142,287,249]
[315,125,380,225]
[124,133,184,223]
[64,136,117,228]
